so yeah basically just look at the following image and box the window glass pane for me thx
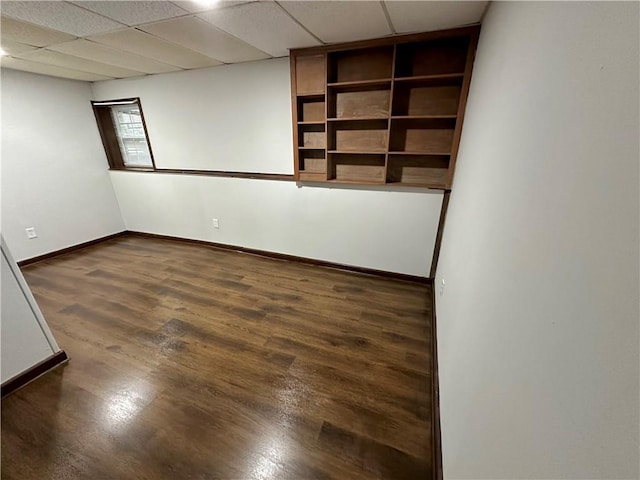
[110,105,153,167]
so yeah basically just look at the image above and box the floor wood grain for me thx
[1,235,434,479]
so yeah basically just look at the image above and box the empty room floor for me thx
[1,235,434,479]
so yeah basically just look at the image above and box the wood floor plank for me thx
[3,234,435,479]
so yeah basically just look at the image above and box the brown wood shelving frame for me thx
[290,25,480,189]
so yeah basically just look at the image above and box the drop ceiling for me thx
[0,1,487,82]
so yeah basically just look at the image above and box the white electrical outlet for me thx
[25,227,37,239]
[212,218,220,229]
[439,278,445,296]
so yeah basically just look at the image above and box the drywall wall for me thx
[1,237,60,383]
[1,68,125,262]
[435,2,639,479]
[92,58,292,174]
[94,58,444,276]
[110,171,442,276]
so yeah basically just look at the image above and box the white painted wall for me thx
[1,238,61,383]
[110,171,441,277]
[94,58,443,276]
[435,2,639,479]
[1,68,125,262]
[92,58,293,174]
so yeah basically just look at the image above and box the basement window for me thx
[91,98,155,170]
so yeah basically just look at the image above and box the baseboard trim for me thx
[429,280,443,480]
[17,231,128,267]
[15,229,430,283]
[1,350,69,398]
[127,231,431,284]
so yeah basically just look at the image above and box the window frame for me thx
[91,97,156,171]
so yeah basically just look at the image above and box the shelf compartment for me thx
[328,46,394,83]
[299,172,327,182]
[299,149,326,174]
[327,78,392,89]
[329,118,388,152]
[394,73,464,84]
[387,154,450,187]
[329,117,391,122]
[389,118,455,154]
[392,83,461,117]
[328,153,386,183]
[297,96,325,122]
[391,115,457,120]
[329,150,388,155]
[395,37,469,78]
[328,84,391,120]
[298,123,326,148]
[295,54,325,95]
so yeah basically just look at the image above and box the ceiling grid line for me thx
[273,1,325,45]
[139,16,270,64]
[1,1,123,37]
[94,27,224,68]
[61,1,129,29]
[0,1,487,82]
[20,48,146,78]
[50,38,186,73]
[69,0,190,27]
[380,1,396,35]
[191,16,273,59]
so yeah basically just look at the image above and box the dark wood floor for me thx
[1,235,434,479]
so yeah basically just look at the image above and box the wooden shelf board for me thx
[298,147,326,150]
[326,179,386,186]
[298,121,325,125]
[394,73,464,82]
[388,151,451,156]
[387,181,448,189]
[328,150,386,155]
[297,92,325,98]
[327,78,392,88]
[391,115,457,120]
[328,116,388,122]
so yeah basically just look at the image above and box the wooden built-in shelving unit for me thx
[290,26,479,189]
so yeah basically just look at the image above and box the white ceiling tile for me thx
[385,1,486,34]
[280,1,391,43]
[0,16,76,47]
[88,28,222,69]
[0,39,38,56]
[0,56,112,81]
[140,16,269,63]
[49,39,182,74]
[171,0,253,14]
[71,1,189,27]
[19,48,145,78]
[198,2,319,57]
[0,1,125,36]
